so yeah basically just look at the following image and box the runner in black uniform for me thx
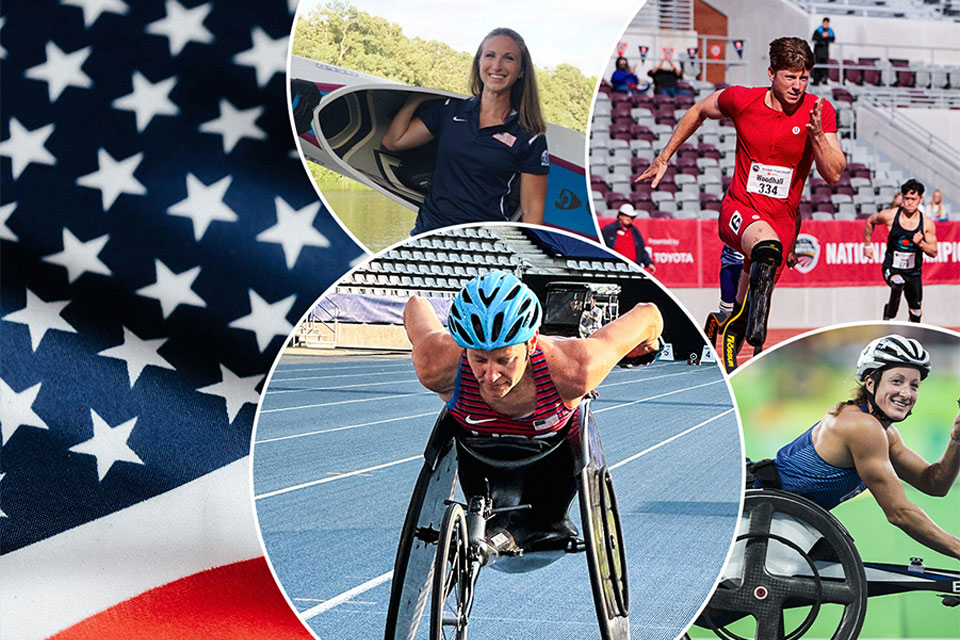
[863,179,939,323]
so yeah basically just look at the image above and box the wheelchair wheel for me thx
[580,465,630,640]
[430,503,472,640]
[703,489,867,640]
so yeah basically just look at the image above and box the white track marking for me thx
[267,368,412,383]
[593,378,726,413]
[610,408,735,470]
[254,455,421,500]
[256,411,437,444]
[300,571,394,619]
[264,376,421,395]
[259,390,434,414]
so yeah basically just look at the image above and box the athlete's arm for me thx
[547,303,664,398]
[635,90,724,188]
[806,98,845,184]
[888,414,960,496]
[862,208,893,260]
[519,173,547,225]
[915,215,939,258]
[381,95,436,151]
[403,297,462,395]
[847,415,960,559]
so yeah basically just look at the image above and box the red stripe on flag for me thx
[51,558,312,640]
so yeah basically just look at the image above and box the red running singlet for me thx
[447,348,577,438]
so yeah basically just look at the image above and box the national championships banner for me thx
[596,218,960,287]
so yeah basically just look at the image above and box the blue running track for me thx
[253,354,743,640]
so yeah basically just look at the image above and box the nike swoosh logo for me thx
[452,116,468,122]
[464,415,497,425]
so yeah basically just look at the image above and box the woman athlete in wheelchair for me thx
[694,334,960,640]
[384,270,663,640]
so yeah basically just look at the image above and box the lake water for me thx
[319,189,417,253]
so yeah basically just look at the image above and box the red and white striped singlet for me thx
[447,348,576,437]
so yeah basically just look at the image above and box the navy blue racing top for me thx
[413,97,549,235]
[757,421,867,510]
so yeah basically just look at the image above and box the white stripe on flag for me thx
[0,458,261,640]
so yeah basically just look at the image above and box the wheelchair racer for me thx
[403,270,663,550]
[751,334,960,560]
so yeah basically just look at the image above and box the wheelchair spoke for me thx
[754,607,786,640]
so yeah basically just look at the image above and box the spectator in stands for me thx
[648,58,692,97]
[601,204,657,273]
[636,37,845,372]
[929,189,949,222]
[811,17,835,86]
[611,56,650,94]
[863,178,939,324]
[891,192,904,209]
[382,28,549,234]
[578,298,605,338]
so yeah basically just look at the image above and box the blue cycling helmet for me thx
[448,271,541,350]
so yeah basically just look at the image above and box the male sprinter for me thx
[863,179,939,323]
[637,37,845,371]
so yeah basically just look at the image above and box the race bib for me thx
[746,162,793,199]
[892,250,916,270]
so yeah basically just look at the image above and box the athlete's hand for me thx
[863,244,875,260]
[806,97,825,139]
[786,249,798,268]
[951,411,960,443]
[913,230,925,246]
[635,156,669,188]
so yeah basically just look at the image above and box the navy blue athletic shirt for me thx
[413,97,549,234]
[755,408,870,510]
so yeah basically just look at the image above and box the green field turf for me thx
[688,326,960,639]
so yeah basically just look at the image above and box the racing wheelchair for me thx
[692,488,959,640]
[383,393,630,640]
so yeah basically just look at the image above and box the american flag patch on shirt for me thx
[493,131,516,147]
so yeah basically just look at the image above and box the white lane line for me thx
[598,368,701,389]
[259,390,434,414]
[268,368,412,383]
[611,408,735,470]
[593,378,726,413]
[254,455,421,500]
[273,362,410,375]
[256,411,438,444]
[265,376,421,395]
[300,571,394,620]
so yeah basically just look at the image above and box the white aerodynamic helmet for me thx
[856,334,931,382]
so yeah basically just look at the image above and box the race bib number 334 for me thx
[747,162,793,199]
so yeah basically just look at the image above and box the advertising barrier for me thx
[597,218,960,287]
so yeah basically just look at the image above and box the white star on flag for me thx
[1,201,17,242]
[199,99,266,153]
[197,364,263,424]
[228,290,295,352]
[0,379,49,446]
[2,290,78,352]
[42,228,112,283]
[233,26,287,88]
[136,259,206,319]
[61,0,129,28]
[25,42,93,102]
[76,148,147,211]
[257,198,330,269]
[97,326,176,388]
[111,71,179,133]
[167,173,237,241]
[69,410,144,482]
[0,118,56,179]
[146,0,214,57]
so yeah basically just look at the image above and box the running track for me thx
[252,354,743,640]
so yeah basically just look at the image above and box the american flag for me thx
[0,1,363,638]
